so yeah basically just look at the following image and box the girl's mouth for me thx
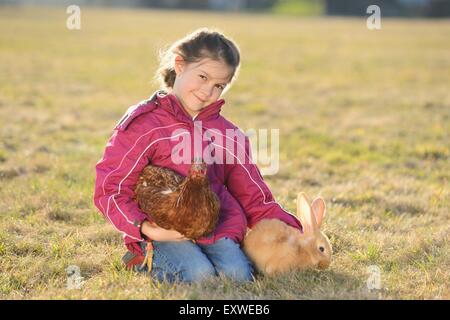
[194,94,206,103]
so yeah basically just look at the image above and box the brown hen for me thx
[134,160,220,240]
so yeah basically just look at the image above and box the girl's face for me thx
[170,55,233,118]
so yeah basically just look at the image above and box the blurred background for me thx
[1,0,450,17]
[0,0,449,300]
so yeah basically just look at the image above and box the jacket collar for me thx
[154,90,225,122]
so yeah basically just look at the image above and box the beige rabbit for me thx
[242,192,332,276]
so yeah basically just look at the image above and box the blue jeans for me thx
[135,237,254,283]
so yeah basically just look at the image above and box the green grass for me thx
[0,5,449,299]
[272,0,325,16]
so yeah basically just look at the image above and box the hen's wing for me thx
[139,165,183,190]
[134,165,184,225]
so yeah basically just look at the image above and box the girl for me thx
[94,28,302,283]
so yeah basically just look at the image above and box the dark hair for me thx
[155,27,241,93]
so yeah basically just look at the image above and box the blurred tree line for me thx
[1,0,449,16]
[325,0,450,17]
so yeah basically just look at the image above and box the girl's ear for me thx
[296,192,317,234]
[174,55,186,76]
[311,197,326,229]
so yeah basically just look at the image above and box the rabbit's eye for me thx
[319,246,325,252]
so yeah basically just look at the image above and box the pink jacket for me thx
[93,90,302,256]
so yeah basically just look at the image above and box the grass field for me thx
[0,5,449,299]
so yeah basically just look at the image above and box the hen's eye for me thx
[319,246,325,252]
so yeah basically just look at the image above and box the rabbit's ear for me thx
[297,192,318,234]
[311,197,326,228]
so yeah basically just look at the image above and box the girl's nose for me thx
[200,85,214,99]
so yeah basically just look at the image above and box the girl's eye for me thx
[216,85,224,90]
[199,75,207,80]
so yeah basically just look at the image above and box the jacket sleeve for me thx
[224,135,302,232]
[93,118,155,255]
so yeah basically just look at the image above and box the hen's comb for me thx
[193,156,203,164]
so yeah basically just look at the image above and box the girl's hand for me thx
[140,220,189,242]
